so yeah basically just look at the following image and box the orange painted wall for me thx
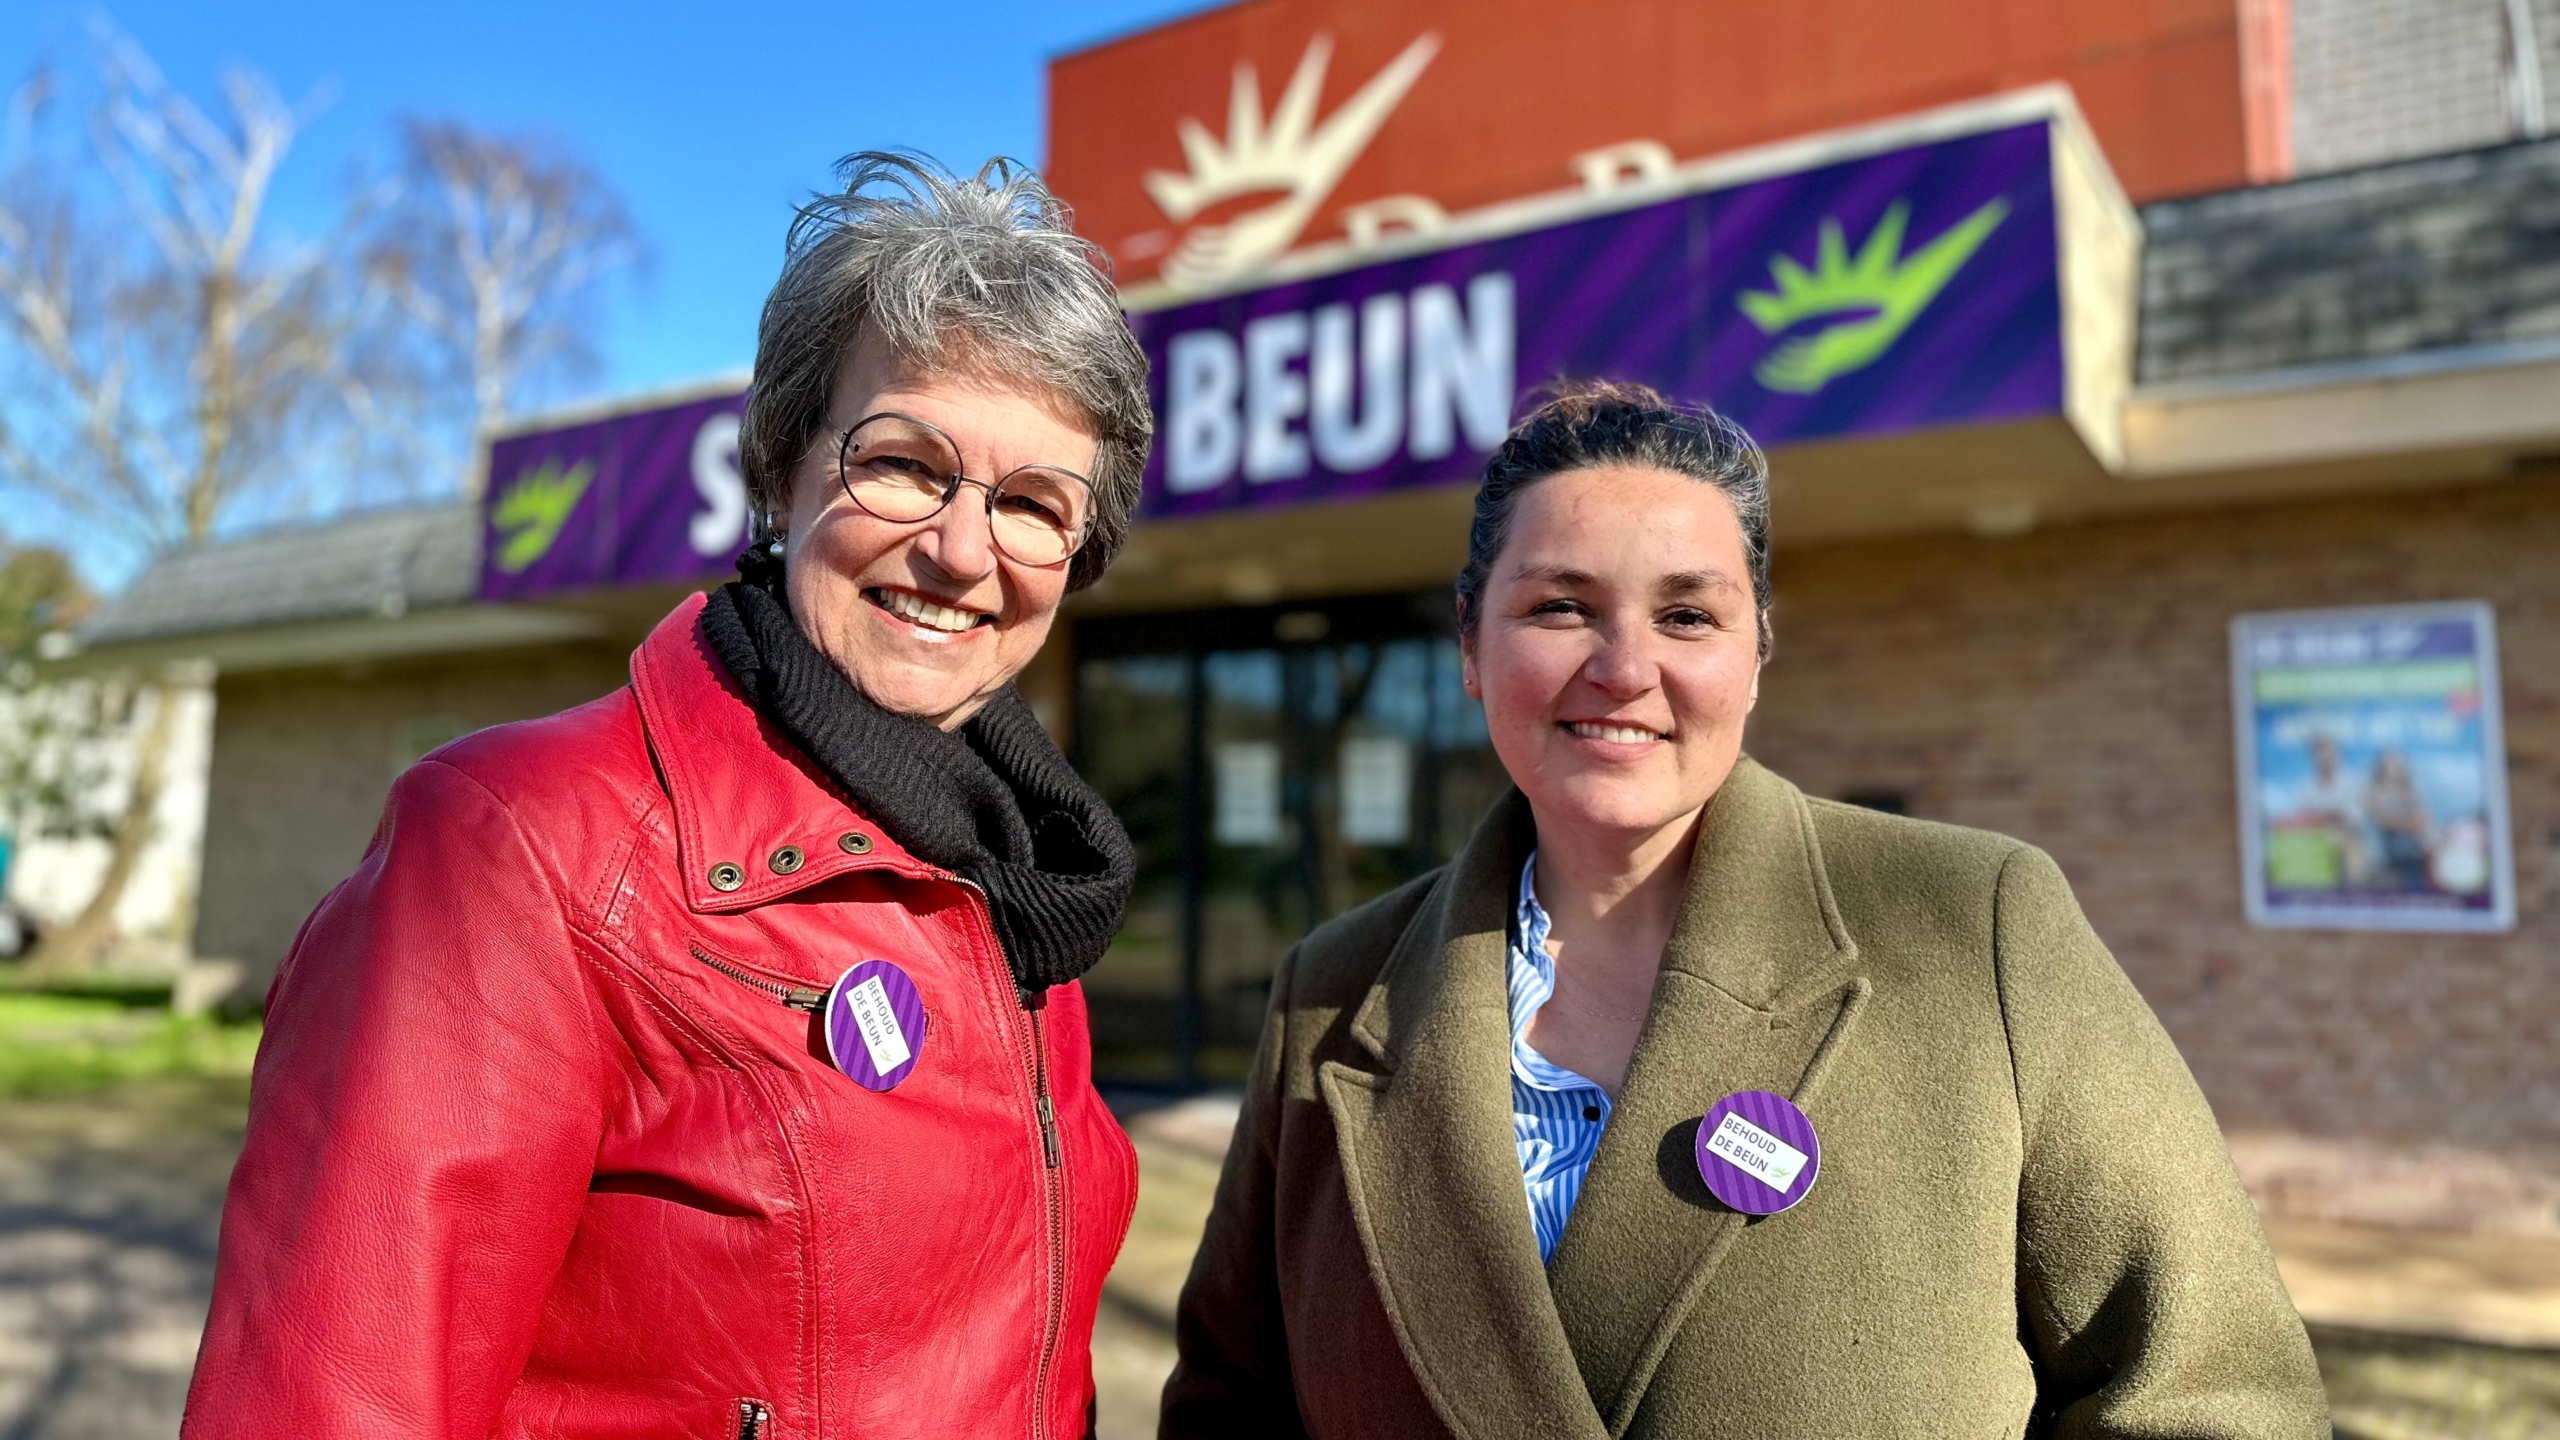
[1047,0,2249,286]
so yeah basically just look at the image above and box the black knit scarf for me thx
[697,576,1134,1003]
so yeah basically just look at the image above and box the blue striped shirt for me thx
[1506,850,1613,1266]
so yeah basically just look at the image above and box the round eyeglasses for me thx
[829,412,1095,569]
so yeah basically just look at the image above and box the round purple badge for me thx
[824,960,927,1091]
[1694,1090,1820,1215]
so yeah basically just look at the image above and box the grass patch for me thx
[0,969,176,1007]
[2312,1322,2560,1439]
[0,993,260,1096]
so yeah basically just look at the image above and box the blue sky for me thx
[0,0,1215,412]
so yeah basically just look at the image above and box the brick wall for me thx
[197,643,631,992]
[2289,0,2524,174]
[1746,474,2560,1162]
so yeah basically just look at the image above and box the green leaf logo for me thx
[490,459,595,575]
[1737,196,2010,394]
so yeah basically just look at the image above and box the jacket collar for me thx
[1325,758,1871,1438]
[1341,758,1856,1070]
[1544,757,1871,1434]
[1320,789,1607,1440]
[1652,754,1860,1006]
[628,591,941,913]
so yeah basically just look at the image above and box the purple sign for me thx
[1696,1090,1821,1215]
[1131,122,2060,519]
[479,122,2060,597]
[825,959,928,1092]
[479,390,748,601]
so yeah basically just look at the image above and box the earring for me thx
[766,536,785,558]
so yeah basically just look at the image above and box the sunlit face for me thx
[780,337,1096,729]
[1461,466,1763,844]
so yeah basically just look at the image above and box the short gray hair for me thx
[1454,380,1772,659]
[741,151,1153,591]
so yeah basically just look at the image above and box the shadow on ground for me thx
[0,1077,245,1440]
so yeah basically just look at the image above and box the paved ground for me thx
[3,1080,2557,1439]
[1093,1103,1228,1439]
[2271,1213,2560,1350]
[0,1078,245,1440]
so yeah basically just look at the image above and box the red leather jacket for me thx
[184,594,1139,1440]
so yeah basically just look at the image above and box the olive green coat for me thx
[1161,759,2326,1439]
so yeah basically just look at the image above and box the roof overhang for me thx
[42,601,607,678]
[2121,337,2560,479]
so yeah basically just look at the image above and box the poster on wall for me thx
[2230,602,2515,932]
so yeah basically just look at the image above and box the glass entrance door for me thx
[1075,597,1507,1083]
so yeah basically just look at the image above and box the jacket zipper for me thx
[734,1397,771,1439]
[1029,998,1062,1169]
[689,945,828,1012]
[948,876,1068,1440]
[1022,988,1067,1440]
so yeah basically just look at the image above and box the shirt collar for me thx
[1507,848,1603,1095]
[1513,849,1552,967]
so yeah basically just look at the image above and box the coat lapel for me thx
[1320,794,1612,1440]
[1543,759,1873,1437]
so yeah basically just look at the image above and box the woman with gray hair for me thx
[1163,382,2325,1437]
[186,153,1153,1440]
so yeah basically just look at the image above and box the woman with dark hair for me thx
[185,154,1152,1439]
[1162,382,2326,1438]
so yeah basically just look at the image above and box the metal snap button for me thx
[769,845,805,875]
[837,831,874,855]
[707,861,745,892]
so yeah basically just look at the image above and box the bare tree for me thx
[0,545,148,972]
[0,25,381,972]
[363,119,641,497]
[7,674,176,976]
[0,29,382,558]
[0,30,640,974]
[0,546,111,863]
